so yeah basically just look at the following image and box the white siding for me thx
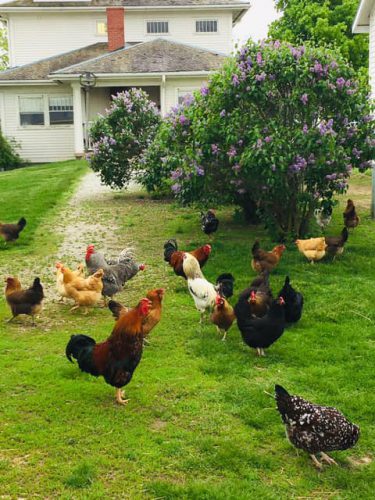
[1,85,75,163]
[8,12,107,66]
[370,4,375,98]
[125,10,233,54]
[7,9,233,66]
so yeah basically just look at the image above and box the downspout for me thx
[161,74,166,116]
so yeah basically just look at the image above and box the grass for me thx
[0,162,374,498]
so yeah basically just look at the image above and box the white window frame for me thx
[194,18,219,35]
[48,95,74,126]
[145,19,170,36]
[176,87,200,106]
[96,19,107,37]
[17,94,74,129]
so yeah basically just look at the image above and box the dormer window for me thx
[196,20,218,33]
[96,21,107,36]
[146,21,169,34]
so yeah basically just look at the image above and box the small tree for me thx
[89,88,161,189]
[142,41,374,239]
[0,21,9,70]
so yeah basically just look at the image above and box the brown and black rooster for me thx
[0,217,27,243]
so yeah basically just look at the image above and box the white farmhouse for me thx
[0,0,249,162]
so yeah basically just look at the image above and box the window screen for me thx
[19,96,44,126]
[147,21,169,34]
[196,20,218,33]
[49,96,74,125]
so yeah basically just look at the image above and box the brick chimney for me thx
[106,7,125,51]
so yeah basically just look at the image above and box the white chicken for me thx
[184,253,217,322]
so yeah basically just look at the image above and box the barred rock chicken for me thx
[201,209,219,237]
[163,239,211,279]
[85,245,145,300]
[235,295,285,356]
[343,199,360,230]
[210,295,236,341]
[216,273,235,299]
[325,228,349,259]
[66,297,151,405]
[0,217,27,243]
[238,272,273,319]
[5,276,44,325]
[278,276,303,323]
[251,240,286,273]
[275,385,360,469]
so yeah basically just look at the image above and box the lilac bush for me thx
[89,88,160,189]
[141,41,374,238]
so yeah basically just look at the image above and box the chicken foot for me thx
[256,348,266,357]
[310,454,323,469]
[320,452,338,466]
[115,389,129,406]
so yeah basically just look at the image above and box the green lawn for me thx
[0,162,374,499]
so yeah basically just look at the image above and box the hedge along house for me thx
[353,0,375,216]
[0,1,249,163]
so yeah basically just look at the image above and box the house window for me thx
[196,20,218,33]
[147,21,169,34]
[177,88,199,105]
[49,96,73,125]
[96,20,107,36]
[19,96,44,126]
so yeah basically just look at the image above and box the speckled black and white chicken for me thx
[275,385,360,468]
[201,210,219,237]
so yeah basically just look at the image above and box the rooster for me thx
[5,276,44,325]
[238,272,273,319]
[163,239,211,279]
[0,217,27,243]
[85,245,145,300]
[201,209,219,238]
[216,273,235,299]
[66,297,151,405]
[325,228,349,260]
[275,385,360,469]
[343,199,360,230]
[235,295,285,356]
[251,240,286,273]
[277,276,303,323]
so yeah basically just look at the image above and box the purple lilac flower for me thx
[232,74,240,86]
[211,144,220,155]
[330,61,338,70]
[179,115,189,126]
[171,169,183,180]
[346,89,356,95]
[232,163,241,173]
[238,139,244,146]
[325,173,337,181]
[183,93,195,106]
[352,147,362,159]
[311,61,323,75]
[363,114,373,123]
[256,52,263,65]
[318,119,335,136]
[255,72,266,82]
[171,183,181,194]
[227,146,237,158]
[274,40,281,49]
[360,161,371,169]
[302,124,309,134]
[346,164,353,172]
[200,86,209,96]
[195,166,205,176]
[264,136,272,143]
[289,156,308,173]
[301,93,309,105]
[336,77,346,90]
[220,109,226,118]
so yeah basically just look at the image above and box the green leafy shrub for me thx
[0,130,22,171]
[89,88,161,189]
[141,41,374,238]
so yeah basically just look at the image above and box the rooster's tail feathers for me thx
[164,239,178,263]
[118,248,135,264]
[17,217,27,229]
[251,240,261,258]
[341,227,349,243]
[65,334,96,364]
[216,273,235,298]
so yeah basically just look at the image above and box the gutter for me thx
[0,4,250,13]
[49,70,212,80]
[0,79,59,85]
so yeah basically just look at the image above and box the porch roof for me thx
[50,39,227,78]
[0,43,109,82]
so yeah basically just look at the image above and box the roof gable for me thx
[352,0,375,33]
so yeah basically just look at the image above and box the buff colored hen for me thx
[295,237,327,263]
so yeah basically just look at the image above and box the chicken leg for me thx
[310,454,323,469]
[320,452,338,466]
[115,389,129,406]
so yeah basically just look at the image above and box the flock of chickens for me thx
[1,204,362,469]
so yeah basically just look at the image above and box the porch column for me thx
[71,82,84,158]
[160,74,167,117]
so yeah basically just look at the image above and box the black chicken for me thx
[278,276,303,323]
[201,210,219,237]
[325,227,349,259]
[216,273,235,299]
[234,295,285,356]
[0,217,27,243]
[275,385,360,468]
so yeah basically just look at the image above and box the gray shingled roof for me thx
[51,39,227,76]
[0,0,250,8]
[0,43,108,81]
